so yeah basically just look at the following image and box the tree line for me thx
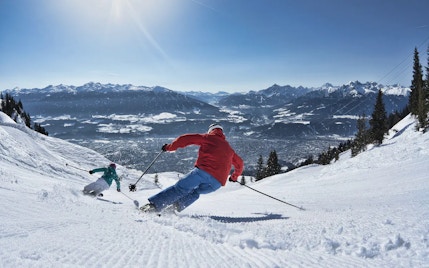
[351,46,429,156]
[0,93,49,135]
[254,45,429,180]
[254,88,410,180]
[255,150,282,181]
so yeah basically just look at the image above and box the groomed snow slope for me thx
[0,111,428,267]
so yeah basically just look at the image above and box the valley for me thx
[4,81,409,175]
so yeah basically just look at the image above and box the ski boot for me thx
[140,203,157,213]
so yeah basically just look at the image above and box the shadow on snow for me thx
[191,213,289,223]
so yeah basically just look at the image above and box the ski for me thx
[82,191,122,204]
[96,197,123,205]
[137,203,181,218]
[82,190,103,197]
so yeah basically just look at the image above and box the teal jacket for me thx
[91,166,120,190]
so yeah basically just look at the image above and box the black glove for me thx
[89,170,94,174]
[117,188,121,192]
[129,184,136,192]
[229,174,238,182]
[162,144,169,151]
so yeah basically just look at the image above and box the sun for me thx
[48,0,180,60]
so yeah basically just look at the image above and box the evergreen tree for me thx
[409,47,423,116]
[351,113,369,157]
[299,155,314,168]
[317,151,329,165]
[421,45,429,131]
[3,93,15,116]
[22,112,31,128]
[0,93,48,136]
[34,123,49,135]
[265,150,281,177]
[417,83,428,130]
[255,155,265,181]
[240,175,246,185]
[17,100,23,113]
[369,90,388,145]
[414,46,428,130]
[426,44,429,104]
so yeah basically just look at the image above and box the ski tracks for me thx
[127,213,289,268]
[0,185,284,267]
[2,181,425,267]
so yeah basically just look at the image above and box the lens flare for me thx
[49,0,178,61]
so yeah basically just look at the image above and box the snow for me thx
[1,111,428,267]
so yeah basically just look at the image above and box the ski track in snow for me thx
[1,112,429,267]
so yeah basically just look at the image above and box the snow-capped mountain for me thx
[0,110,427,267]
[216,81,409,137]
[4,82,228,136]
[179,90,230,105]
[217,81,409,107]
[264,82,409,138]
[6,82,164,94]
[3,81,409,139]
[319,81,410,96]
[2,81,409,173]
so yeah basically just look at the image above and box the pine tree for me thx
[0,93,48,135]
[22,112,31,128]
[299,155,314,167]
[409,47,423,116]
[426,44,429,105]
[255,155,265,181]
[369,90,388,145]
[240,175,246,185]
[4,93,15,116]
[421,44,429,131]
[351,113,368,157]
[265,150,281,177]
[414,46,428,130]
[317,151,329,165]
[417,84,428,130]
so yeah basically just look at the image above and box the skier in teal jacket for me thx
[83,163,120,196]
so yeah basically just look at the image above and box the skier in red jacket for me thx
[140,123,244,213]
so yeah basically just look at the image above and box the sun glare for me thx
[49,0,181,61]
[109,0,124,22]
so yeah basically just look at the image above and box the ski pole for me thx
[119,191,139,207]
[129,150,164,192]
[66,163,89,173]
[233,181,305,211]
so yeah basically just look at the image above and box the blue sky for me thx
[1,0,429,93]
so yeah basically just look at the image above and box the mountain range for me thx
[3,81,410,173]
[4,80,409,138]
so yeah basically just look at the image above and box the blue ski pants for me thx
[148,167,221,212]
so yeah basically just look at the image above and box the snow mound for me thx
[0,111,16,124]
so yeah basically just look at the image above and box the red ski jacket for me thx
[164,129,244,186]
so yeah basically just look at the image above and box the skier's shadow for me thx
[391,122,414,139]
[194,213,289,223]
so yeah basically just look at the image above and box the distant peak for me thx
[321,82,334,88]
